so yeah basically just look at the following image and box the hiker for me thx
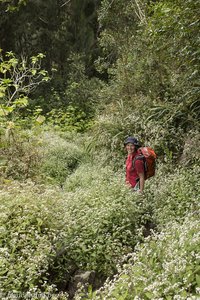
[124,137,145,193]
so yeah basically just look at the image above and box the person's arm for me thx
[135,156,145,193]
[138,172,145,193]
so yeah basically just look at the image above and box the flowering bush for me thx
[146,165,200,228]
[86,215,200,300]
[0,181,65,297]
[0,163,149,297]
[1,129,199,299]
[0,128,43,181]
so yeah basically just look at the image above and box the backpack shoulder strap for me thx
[133,153,147,176]
[132,153,145,167]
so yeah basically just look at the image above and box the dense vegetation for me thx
[0,0,199,299]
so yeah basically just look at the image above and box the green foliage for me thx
[41,53,104,129]
[45,54,104,133]
[82,163,199,298]
[142,0,200,129]
[0,127,199,298]
[179,130,200,167]
[46,106,93,133]
[53,166,142,278]
[96,0,200,151]
[0,0,27,12]
[0,51,49,117]
[0,0,102,115]
[0,51,50,182]
[1,0,199,139]
[88,215,200,299]
[147,165,200,228]
[0,181,69,298]
[0,127,43,181]
[0,51,49,138]
[89,95,186,164]
[0,160,152,296]
[0,0,200,298]
[65,53,104,110]
[40,131,86,185]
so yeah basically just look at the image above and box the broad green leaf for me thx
[31,69,37,75]
[36,115,46,124]
[0,108,6,116]
[9,58,18,66]
[39,70,48,76]
[0,91,5,98]
[42,76,50,82]
[196,274,200,286]
[13,97,28,107]
[145,292,154,299]
[0,106,13,115]
[37,53,45,58]
[2,78,12,84]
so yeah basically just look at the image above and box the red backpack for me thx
[134,147,157,180]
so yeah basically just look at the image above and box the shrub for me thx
[0,127,43,181]
[89,96,186,166]
[39,131,86,185]
[0,163,152,296]
[0,181,68,298]
[1,127,199,299]
[50,164,150,287]
[86,215,200,300]
[46,106,94,133]
[179,130,200,167]
[147,164,200,228]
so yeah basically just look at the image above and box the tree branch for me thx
[60,0,71,8]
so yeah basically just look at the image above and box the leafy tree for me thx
[0,0,102,112]
[95,0,200,158]
[143,0,200,128]
[0,0,27,12]
[0,51,49,121]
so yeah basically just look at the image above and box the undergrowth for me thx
[0,129,199,299]
[85,215,200,300]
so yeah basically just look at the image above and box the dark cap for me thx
[124,137,140,146]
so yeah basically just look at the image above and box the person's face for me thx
[126,143,136,154]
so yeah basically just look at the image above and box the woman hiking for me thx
[124,137,145,193]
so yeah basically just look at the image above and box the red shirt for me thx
[126,151,145,188]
